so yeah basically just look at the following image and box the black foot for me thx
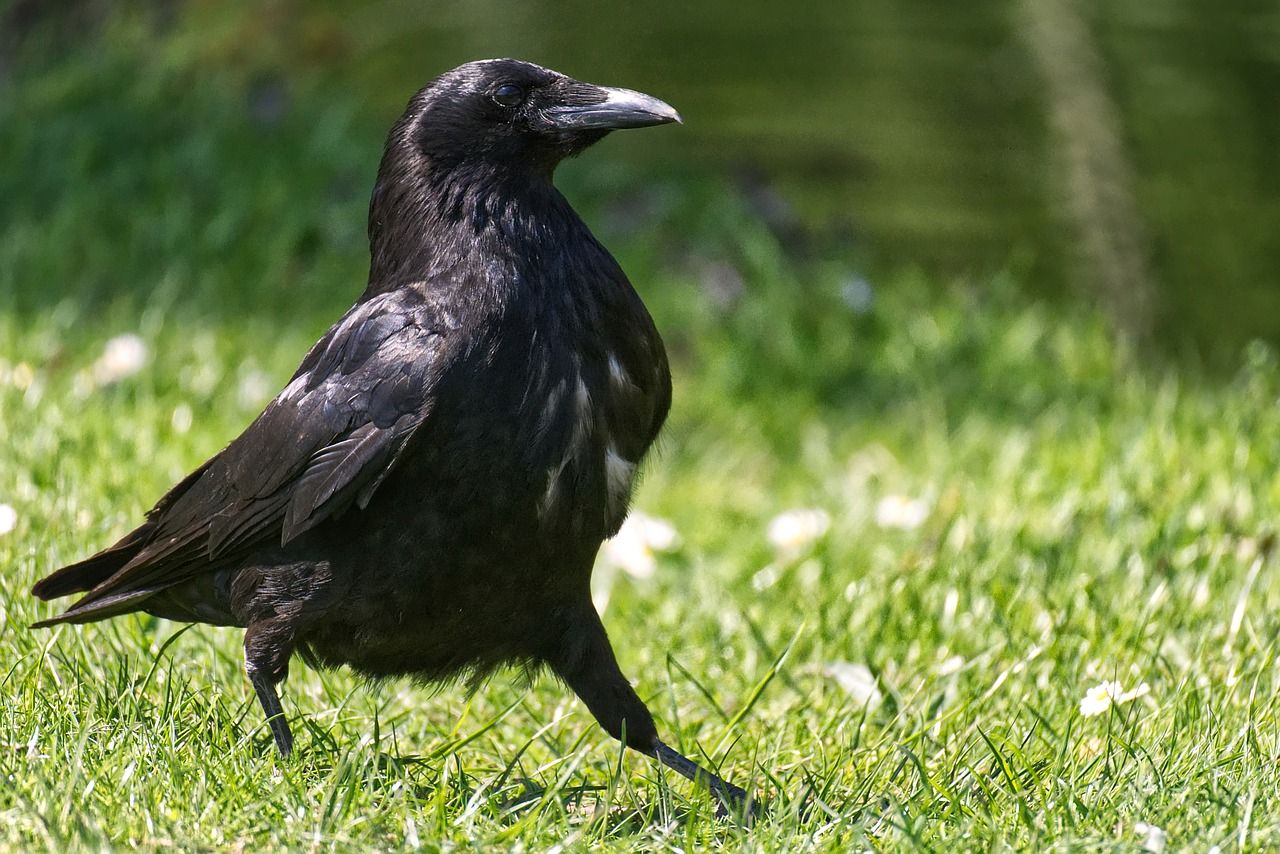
[248,666,294,758]
[653,741,760,821]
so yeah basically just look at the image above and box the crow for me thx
[31,59,755,814]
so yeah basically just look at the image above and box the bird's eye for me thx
[492,83,525,108]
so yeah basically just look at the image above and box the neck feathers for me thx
[365,124,574,292]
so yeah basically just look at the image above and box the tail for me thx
[30,526,151,602]
[30,526,159,628]
[31,457,217,625]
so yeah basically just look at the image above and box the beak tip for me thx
[647,98,681,126]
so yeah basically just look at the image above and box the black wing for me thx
[33,289,454,625]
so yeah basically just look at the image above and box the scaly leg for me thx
[552,603,760,819]
[244,619,296,758]
[247,664,294,758]
[653,740,758,818]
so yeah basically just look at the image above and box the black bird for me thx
[31,59,754,813]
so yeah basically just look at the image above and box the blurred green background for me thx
[2,0,1278,359]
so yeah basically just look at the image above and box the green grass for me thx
[5,19,1280,852]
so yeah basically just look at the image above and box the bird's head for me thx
[366,59,679,285]
[393,59,681,177]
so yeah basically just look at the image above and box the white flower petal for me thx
[636,514,679,552]
[92,334,148,385]
[1118,682,1151,703]
[6,362,35,390]
[751,563,781,591]
[1075,686,1116,717]
[874,494,929,530]
[1135,821,1167,854]
[1080,678,1150,717]
[767,508,830,556]
[600,512,679,579]
[0,503,17,536]
[824,662,882,709]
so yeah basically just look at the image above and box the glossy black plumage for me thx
[32,59,754,814]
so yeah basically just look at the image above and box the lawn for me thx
[4,21,1280,853]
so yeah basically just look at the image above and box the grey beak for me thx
[546,86,682,131]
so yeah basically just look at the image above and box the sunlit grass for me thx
[5,276,1280,849]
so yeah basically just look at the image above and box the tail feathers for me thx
[31,458,219,626]
[30,527,150,601]
[30,587,160,628]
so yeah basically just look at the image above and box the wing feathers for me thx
[33,291,448,624]
[208,492,292,557]
[282,420,398,545]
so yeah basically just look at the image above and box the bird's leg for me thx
[651,740,755,817]
[552,603,758,818]
[247,665,294,758]
[244,620,295,759]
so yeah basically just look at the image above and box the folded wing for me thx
[32,289,451,625]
